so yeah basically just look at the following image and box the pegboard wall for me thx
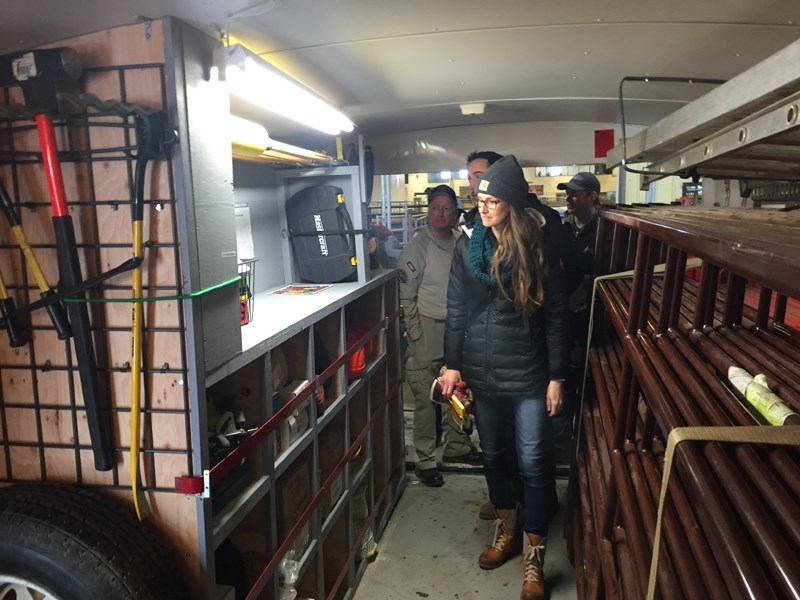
[0,51,192,497]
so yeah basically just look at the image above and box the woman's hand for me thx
[440,369,462,398]
[546,380,564,416]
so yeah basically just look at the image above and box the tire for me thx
[0,483,189,600]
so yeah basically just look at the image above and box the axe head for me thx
[0,47,82,114]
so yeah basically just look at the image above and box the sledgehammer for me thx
[0,48,114,471]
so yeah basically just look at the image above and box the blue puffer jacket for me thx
[443,233,569,398]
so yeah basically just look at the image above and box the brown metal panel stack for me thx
[570,205,800,599]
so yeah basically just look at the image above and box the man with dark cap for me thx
[399,184,481,487]
[558,171,602,287]
[557,172,602,464]
[463,151,504,230]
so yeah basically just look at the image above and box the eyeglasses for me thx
[476,198,502,210]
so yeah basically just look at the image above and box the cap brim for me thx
[557,181,596,192]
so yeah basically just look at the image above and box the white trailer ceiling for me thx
[1,0,798,167]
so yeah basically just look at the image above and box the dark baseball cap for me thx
[557,172,601,194]
[427,184,458,206]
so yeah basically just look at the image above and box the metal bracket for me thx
[203,469,211,499]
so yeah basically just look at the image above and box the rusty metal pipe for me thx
[626,230,639,271]
[774,294,788,324]
[750,326,800,365]
[669,252,689,332]
[580,406,616,600]
[623,371,642,444]
[589,350,617,469]
[626,235,653,335]
[609,446,653,598]
[757,286,773,329]
[642,404,657,451]
[656,246,679,335]
[594,212,611,276]
[693,264,720,330]
[723,273,747,326]
[577,453,597,599]
[613,360,635,450]
[612,525,640,600]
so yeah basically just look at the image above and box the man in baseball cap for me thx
[558,171,602,466]
[557,171,601,194]
[558,172,601,271]
[398,184,481,488]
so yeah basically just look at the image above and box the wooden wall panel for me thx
[0,18,202,588]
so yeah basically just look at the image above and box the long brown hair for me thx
[491,207,546,315]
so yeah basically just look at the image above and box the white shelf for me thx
[205,270,395,386]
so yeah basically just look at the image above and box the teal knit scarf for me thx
[469,221,511,289]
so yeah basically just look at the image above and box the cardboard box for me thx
[276,455,312,544]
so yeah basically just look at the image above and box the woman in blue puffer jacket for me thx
[440,155,568,600]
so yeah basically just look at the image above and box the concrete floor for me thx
[353,400,578,600]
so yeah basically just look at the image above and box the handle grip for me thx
[53,215,113,471]
[0,297,28,347]
[41,290,71,339]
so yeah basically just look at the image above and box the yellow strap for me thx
[646,425,800,600]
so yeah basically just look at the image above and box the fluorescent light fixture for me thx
[229,115,337,166]
[229,115,270,158]
[216,44,354,136]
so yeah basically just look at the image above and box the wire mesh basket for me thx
[238,259,257,325]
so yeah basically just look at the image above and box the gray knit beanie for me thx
[476,155,528,209]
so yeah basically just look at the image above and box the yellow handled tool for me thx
[0,177,71,339]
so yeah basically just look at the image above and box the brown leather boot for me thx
[479,508,521,569]
[478,499,495,520]
[521,535,547,600]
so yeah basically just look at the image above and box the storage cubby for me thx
[276,447,314,554]
[320,511,349,598]
[348,386,370,475]
[313,310,344,405]
[371,401,389,509]
[319,410,346,519]
[222,495,272,594]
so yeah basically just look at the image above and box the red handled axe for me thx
[0,48,114,471]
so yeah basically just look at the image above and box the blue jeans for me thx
[475,393,555,536]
